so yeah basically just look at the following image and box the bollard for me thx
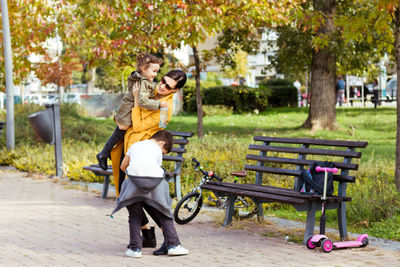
[28,103,63,177]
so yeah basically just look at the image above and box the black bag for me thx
[296,161,334,196]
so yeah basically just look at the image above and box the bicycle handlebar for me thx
[192,157,223,182]
[315,166,338,173]
[192,157,200,166]
[211,172,223,182]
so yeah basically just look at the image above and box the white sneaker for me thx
[126,249,142,258]
[168,245,189,256]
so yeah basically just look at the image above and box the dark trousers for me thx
[127,203,180,250]
[140,203,161,227]
[101,126,126,157]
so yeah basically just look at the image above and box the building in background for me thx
[171,30,278,87]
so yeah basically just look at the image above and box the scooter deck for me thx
[333,241,362,248]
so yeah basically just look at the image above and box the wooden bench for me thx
[83,131,193,199]
[201,136,368,244]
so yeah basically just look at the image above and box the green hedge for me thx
[183,78,298,113]
[259,78,298,107]
[183,85,270,113]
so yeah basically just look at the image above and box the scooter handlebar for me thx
[315,166,338,173]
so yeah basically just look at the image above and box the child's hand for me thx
[160,101,168,108]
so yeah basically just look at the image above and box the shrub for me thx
[183,85,270,113]
[259,78,298,107]
[347,159,400,224]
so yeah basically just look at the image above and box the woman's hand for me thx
[133,82,140,107]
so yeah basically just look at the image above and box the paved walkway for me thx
[1,170,399,267]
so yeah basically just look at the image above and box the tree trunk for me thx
[302,0,337,131]
[87,67,96,94]
[192,46,203,138]
[394,7,400,190]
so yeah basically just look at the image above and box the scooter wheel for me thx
[321,239,333,253]
[360,237,369,247]
[306,236,316,249]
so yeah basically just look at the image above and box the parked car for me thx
[62,93,83,105]
[2,95,22,106]
[385,78,397,101]
[67,83,87,93]
[47,94,60,104]
[24,94,43,105]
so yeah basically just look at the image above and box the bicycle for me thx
[173,158,259,225]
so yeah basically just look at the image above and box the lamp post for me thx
[1,0,15,149]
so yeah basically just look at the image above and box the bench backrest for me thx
[245,136,368,196]
[162,131,194,179]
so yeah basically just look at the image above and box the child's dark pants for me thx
[127,202,180,250]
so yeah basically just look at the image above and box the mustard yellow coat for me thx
[110,93,174,195]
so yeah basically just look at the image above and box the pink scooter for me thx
[306,166,369,253]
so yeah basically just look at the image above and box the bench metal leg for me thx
[223,195,236,226]
[102,175,110,199]
[337,202,348,240]
[303,201,317,244]
[255,200,264,223]
[175,175,182,200]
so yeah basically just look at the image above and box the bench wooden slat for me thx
[169,131,194,137]
[253,136,368,148]
[162,155,184,162]
[245,164,301,176]
[201,184,307,205]
[83,166,112,175]
[89,163,111,169]
[208,181,312,199]
[246,155,359,170]
[205,182,351,202]
[248,144,362,158]
[170,147,186,153]
[244,165,356,183]
[173,139,189,145]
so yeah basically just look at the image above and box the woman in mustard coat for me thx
[110,69,187,255]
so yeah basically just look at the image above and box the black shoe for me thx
[142,226,156,248]
[153,241,168,256]
[96,152,108,170]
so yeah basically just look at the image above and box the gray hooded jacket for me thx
[111,172,172,218]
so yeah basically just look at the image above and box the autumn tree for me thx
[338,0,400,190]
[0,0,57,88]
[34,50,82,91]
[223,50,248,81]
[56,1,300,138]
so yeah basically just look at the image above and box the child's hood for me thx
[128,71,145,82]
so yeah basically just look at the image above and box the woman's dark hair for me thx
[137,53,163,72]
[151,130,173,153]
[165,69,187,89]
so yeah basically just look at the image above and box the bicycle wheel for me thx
[174,192,203,224]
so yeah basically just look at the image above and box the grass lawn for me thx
[169,106,396,162]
